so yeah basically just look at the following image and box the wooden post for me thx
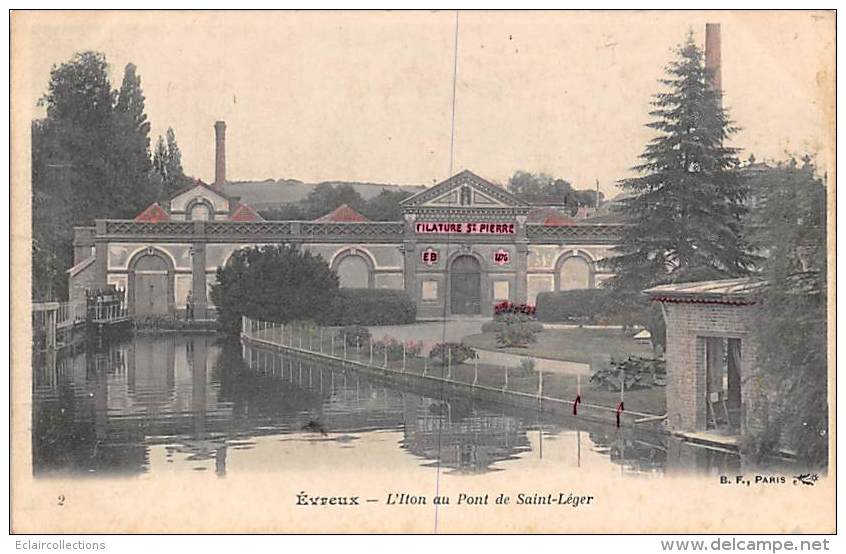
[383,345,387,369]
[503,365,508,391]
[343,336,347,360]
[402,342,406,372]
[331,332,335,356]
[473,357,478,386]
[538,369,543,399]
[423,354,428,376]
[369,338,373,365]
[319,327,324,353]
[447,348,452,380]
[620,369,625,403]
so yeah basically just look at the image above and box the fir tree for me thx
[606,32,752,337]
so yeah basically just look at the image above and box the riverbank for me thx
[241,320,668,428]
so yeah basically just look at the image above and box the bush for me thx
[372,336,423,361]
[517,357,536,375]
[535,289,606,323]
[494,312,540,347]
[590,356,666,391]
[339,325,371,347]
[493,301,536,318]
[482,318,543,334]
[321,288,416,326]
[210,245,339,335]
[429,343,477,366]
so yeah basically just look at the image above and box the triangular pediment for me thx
[170,184,230,213]
[400,170,531,209]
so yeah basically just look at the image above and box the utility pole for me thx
[595,179,600,215]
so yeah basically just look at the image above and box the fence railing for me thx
[88,302,129,322]
[239,316,655,425]
[95,219,622,244]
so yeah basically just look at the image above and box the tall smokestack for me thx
[214,121,226,189]
[705,23,722,100]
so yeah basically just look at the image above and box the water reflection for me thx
[33,334,746,478]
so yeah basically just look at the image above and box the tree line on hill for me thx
[258,171,605,222]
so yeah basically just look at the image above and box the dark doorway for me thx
[450,255,481,315]
[705,337,742,432]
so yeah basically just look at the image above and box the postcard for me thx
[10,9,836,534]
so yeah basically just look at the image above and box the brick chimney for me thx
[705,23,722,97]
[214,121,226,189]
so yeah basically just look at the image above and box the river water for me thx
[33,333,744,478]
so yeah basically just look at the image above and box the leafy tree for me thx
[361,188,413,221]
[153,127,191,198]
[112,62,159,215]
[258,203,308,221]
[605,32,752,345]
[305,183,366,219]
[745,159,827,466]
[507,171,600,210]
[31,52,160,299]
[210,245,340,334]
[507,171,553,203]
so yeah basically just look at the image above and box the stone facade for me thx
[71,170,623,319]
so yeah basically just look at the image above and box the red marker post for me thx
[616,402,625,428]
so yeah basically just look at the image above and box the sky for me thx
[14,10,835,196]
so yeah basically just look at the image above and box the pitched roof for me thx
[399,169,531,208]
[170,178,235,202]
[230,202,264,222]
[528,207,576,226]
[134,202,171,222]
[644,278,766,305]
[315,203,369,222]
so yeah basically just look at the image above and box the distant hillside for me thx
[223,179,426,209]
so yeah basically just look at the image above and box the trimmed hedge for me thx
[535,289,607,323]
[320,288,416,326]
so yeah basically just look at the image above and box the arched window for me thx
[558,255,593,290]
[189,203,211,221]
[335,254,371,288]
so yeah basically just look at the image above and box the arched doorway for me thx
[129,249,175,316]
[450,255,481,315]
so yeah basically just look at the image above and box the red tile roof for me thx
[315,203,369,222]
[134,202,170,222]
[528,208,576,226]
[230,202,263,221]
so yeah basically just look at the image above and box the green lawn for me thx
[461,328,654,365]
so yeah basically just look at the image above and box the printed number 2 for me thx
[57,495,65,506]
